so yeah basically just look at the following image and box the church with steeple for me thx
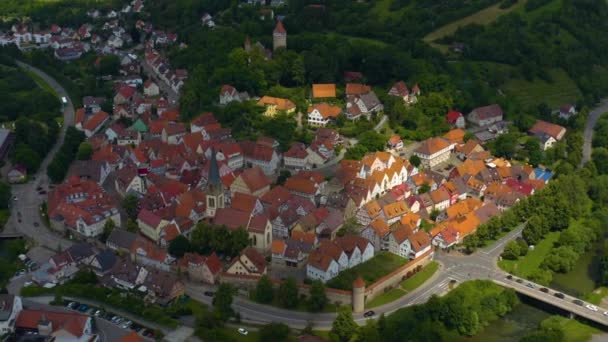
[205,148,224,218]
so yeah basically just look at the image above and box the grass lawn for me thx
[423,0,527,51]
[366,288,407,308]
[503,68,582,109]
[544,316,600,342]
[584,287,608,305]
[313,330,331,340]
[498,231,560,277]
[250,293,339,313]
[216,327,260,341]
[326,252,409,290]
[366,261,439,308]
[400,261,439,292]
[22,67,60,98]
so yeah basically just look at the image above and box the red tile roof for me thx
[345,83,371,95]
[83,111,109,132]
[446,110,463,124]
[238,167,271,193]
[274,21,286,34]
[16,309,88,337]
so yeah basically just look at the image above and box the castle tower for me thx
[352,276,365,313]
[273,20,286,51]
[205,148,224,218]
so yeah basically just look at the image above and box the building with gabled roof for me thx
[226,247,267,276]
[312,84,336,98]
[15,309,95,340]
[413,137,455,168]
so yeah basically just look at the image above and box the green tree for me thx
[100,218,116,243]
[255,275,274,304]
[593,147,608,174]
[230,227,250,256]
[418,182,431,194]
[501,240,521,260]
[356,320,382,342]
[541,246,579,273]
[524,137,543,167]
[258,322,291,342]
[14,144,41,172]
[126,218,138,233]
[331,306,358,342]
[493,133,517,159]
[76,142,93,160]
[168,235,192,258]
[278,277,299,309]
[0,182,12,209]
[307,280,328,312]
[121,194,139,220]
[213,283,235,322]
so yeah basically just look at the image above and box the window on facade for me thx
[208,197,215,208]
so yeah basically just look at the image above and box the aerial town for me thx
[0,0,607,341]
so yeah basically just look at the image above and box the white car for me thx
[585,304,598,312]
[23,281,33,287]
[237,328,248,335]
[603,311,608,316]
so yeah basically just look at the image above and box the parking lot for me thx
[62,300,159,340]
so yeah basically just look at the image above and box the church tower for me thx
[273,20,286,51]
[205,148,224,218]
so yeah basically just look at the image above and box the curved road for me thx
[5,61,75,251]
[581,99,608,167]
[186,225,525,330]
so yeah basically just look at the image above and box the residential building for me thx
[7,164,27,183]
[413,137,455,168]
[312,84,336,99]
[467,104,503,127]
[307,102,341,127]
[137,209,169,243]
[47,176,120,238]
[446,110,465,129]
[559,104,577,120]
[240,140,281,175]
[361,218,391,252]
[177,252,222,284]
[257,96,296,117]
[528,120,567,150]
[0,294,22,334]
[15,309,96,341]
[226,247,267,276]
[230,166,271,197]
[219,84,249,105]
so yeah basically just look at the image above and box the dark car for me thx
[364,310,375,318]
[506,275,513,280]
[554,292,565,299]
[204,291,215,297]
[526,283,534,289]
[77,304,88,312]
[573,299,584,306]
[516,278,524,283]
[539,288,549,293]
[33,222,40,227]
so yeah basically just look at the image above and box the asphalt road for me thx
[6,61,75,251]
[581,99,608,166]
[185,225,526,330]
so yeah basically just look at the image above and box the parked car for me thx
[237,328,248,335]
[586,304,598,311]
[77,304,88,312]
[554,292,565,299]
[364,310,375,318]
[121,321,133,329]
[94,310,103,317]
[204,291,215,297]
[23,281,33,287]
[33,222,40,227]
[67,302,78,309]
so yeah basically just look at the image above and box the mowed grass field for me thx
[499,231,560,277]
[366,261,439,308]
[503,68,582,109]
[423,0,528,49]
[326,252,409,290]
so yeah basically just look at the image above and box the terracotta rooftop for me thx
[312,84,336,98]
[415,137,452,156]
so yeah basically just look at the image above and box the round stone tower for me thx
[273,20,286,51]
[352,276,365,313]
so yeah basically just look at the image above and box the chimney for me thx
[37,314,53,336]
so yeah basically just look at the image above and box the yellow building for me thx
[257,96,296,117]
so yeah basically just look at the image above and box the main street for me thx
[4,61,75,251]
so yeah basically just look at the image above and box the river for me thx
[459,242,604,342]
[455,299,552,342]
